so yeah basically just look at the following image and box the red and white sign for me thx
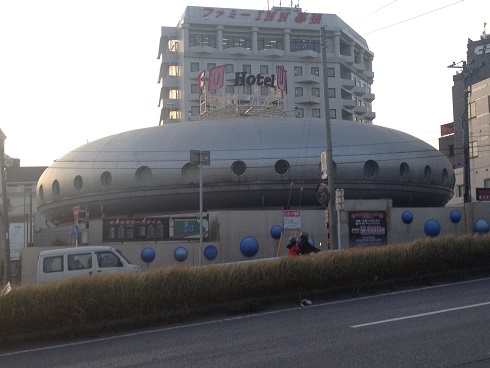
[283,210,301,230]
[73,206,80,224]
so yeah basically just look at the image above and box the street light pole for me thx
[190,150,210,265]
[321,27,338,249]
[0,129,10,284]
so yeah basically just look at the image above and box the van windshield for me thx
[114,248,134,264]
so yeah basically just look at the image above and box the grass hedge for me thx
[1,234,490,346]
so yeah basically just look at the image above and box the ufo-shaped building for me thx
[36,117,454,225]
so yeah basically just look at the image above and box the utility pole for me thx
[320,27,338,249]
[0,129,10,284]
[447,60,484,204]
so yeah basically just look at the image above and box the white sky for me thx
[0,0,488,167]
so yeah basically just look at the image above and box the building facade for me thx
[441,32,490,206]
[157,6,375,125]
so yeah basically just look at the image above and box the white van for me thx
[37,246,141,283]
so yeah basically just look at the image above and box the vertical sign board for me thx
[348,211,387,247]
[283,210,301,230]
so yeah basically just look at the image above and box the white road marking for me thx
[351,301,490,328]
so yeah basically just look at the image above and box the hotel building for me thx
[157,5,375,124]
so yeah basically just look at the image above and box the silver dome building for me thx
[36,118,454,225]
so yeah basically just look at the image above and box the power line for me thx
[364,0,465,35]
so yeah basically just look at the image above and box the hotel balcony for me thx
[295,95,321,105]
[363,111,376,120]
[290,50,319,59]
[342,99,356,108]
[341,78,355,90]
[353,105,367,114]
[189,45,216,54]
[363,92,375,102]
[352,86,366,96]
[259,49,285,57]
[293,74,321,84]
[223,47,252,56]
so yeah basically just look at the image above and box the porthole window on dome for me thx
[52,180,60,197]
[135,166,153,186]
[399,162,409,178]
[182,162,199,182]
[73,175,83,190]
[38,185,44,201]
[363,160,379,179]
[274,159,290,175]
[231,160,246,176]
[442,168,448,185]
[100,171,112,187]
[424,165,432,183]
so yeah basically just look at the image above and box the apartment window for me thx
[225,64,234,73]
[261,86,268,95]
[329,109,336,119]
[458,185,464,197]
[448,144,454,157]
[328,88,336,98]
[223,35,251,49]
[207,63,216,71]
[226,85,234,93]
[168,39,178,52]
[312,109,320,118]
[290,39,320,52]
[311,66,320,76]
[469,141,478,158]
[243,64,252,74]
[169,110,181,120]
[295,108,304,118]
[190,62,200,72]
[484,179,490,188]
[257,37,284,50]
[244,85,252,95]
[260,65,268,74]
[190,106,200,116]
[189,34,216,48]
[191,84,198,94]
[169,89,180,99]
[327,67,335,77]
[312,87,320,97]
[168,65,180,77]
[295,87,303,97]
[294,66,303,76]
[469,101,476,119]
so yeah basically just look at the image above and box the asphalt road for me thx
[1,277,490,367]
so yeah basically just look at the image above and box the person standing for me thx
[297,232,320,255]
[286,236,301,256]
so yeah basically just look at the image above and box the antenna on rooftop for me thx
[482,22,487,40]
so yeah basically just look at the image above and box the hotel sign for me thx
[199,65,287,95]
[200,7,323,25]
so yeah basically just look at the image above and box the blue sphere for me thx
[474,219,489,234]
[449,210,462,224]
[140,247,156,263]
[174,246,188,262]
[240,236,259,257]
[270,225,283,239]
[401,211,413,224]
[424,219,441,237]
[203,245,218,260]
